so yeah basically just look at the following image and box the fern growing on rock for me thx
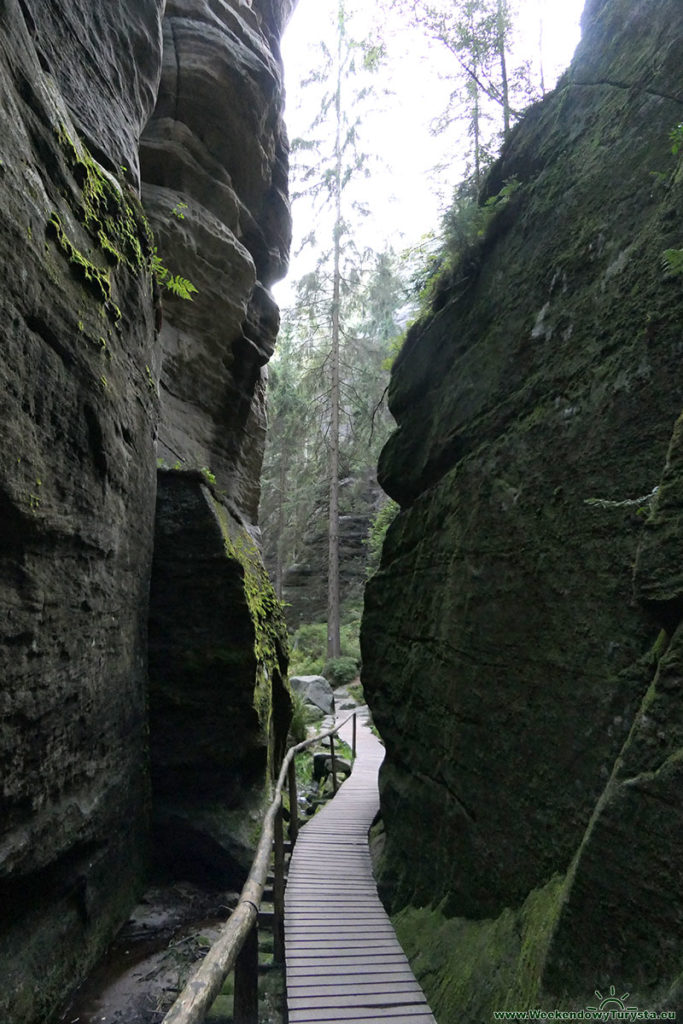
[150,248,198,300]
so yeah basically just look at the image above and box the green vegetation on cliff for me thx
[394,876,564,1021]
[211,495,290,759]
[360,0,683,1018]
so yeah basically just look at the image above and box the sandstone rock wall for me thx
[0,0,293,1020]
[274,472,384,628]
[361,0,683,1015]
[148,470,290,886]
[0,2,164,1020]
[140,0,292,522]
[139,0,293,878]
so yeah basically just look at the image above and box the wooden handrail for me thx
[161,711,357,1024]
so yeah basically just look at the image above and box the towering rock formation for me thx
[362,0,683,1017]
[0,4,164,1020]
[140,0,292,886]
[0,0,293,1020]
[140,0,292,516]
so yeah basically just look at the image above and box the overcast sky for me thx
[274,0,586,305]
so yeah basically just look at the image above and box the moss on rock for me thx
[210,494,290,771]
[393,875,565,1022]
[46,127,153,323]
[148,471,290,885]
[361,0,683,1017]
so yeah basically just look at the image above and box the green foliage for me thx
[670,122,683,156]
[290,656,326,677]
[260,251,405,603]
[366,498,399,575]
[410,177,520,319]
[662,248,683,275]
[288,617,361,677]
[340,608,362,662]
[292,622,329,662]
[481,176,521,219]
[289,691,310,744]
[150,248,198,300]
[322,655,359,687]
[347,681,365,703]
[387,0,543,185]
[166,274,198,300]
[660,125,683,273]
[293,750,314,789]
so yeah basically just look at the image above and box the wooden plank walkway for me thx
[285,711,436,1023]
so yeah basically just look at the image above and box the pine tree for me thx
[261,249,405,638]
[286,0,386,658]
[390,0,540,188]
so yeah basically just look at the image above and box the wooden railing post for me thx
[273,805,285,965]
[288,759,299,845]
[233,919,258,1024]
[330,732,338,793]
[352,711,357,761]
[159,713,355,1024]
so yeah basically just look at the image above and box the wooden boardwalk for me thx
[285,712,437,1023]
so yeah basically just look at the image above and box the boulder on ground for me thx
[290,675,335,715]
[313,753,352,783]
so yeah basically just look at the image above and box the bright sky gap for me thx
[274,0,585,306]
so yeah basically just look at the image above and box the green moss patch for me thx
[47,211,113,307]
[46,126,152,320]
[210,498,289,753]
[393,874,565,1022]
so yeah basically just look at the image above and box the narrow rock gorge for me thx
[0,1,293,1020]
[2,0,682,1020]
[361,0,683,1017]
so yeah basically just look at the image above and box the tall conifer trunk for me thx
[275,451,286,599]
[327,3,343,660]
[497,0,511,137]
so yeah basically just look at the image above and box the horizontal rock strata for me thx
[140,0,293,885]
[0,2,164,1020]
[361,0,683,1016]
[140,0,292,521]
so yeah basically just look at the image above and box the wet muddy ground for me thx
[57,883,239,1024]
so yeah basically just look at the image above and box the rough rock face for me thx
[140,0,293,880]
[0,0,293,1020]
[148,471,290,885]
[0,2,164,1021]
[140,0,292,521]
[282,512,372,626]
[361,0,683,1016]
